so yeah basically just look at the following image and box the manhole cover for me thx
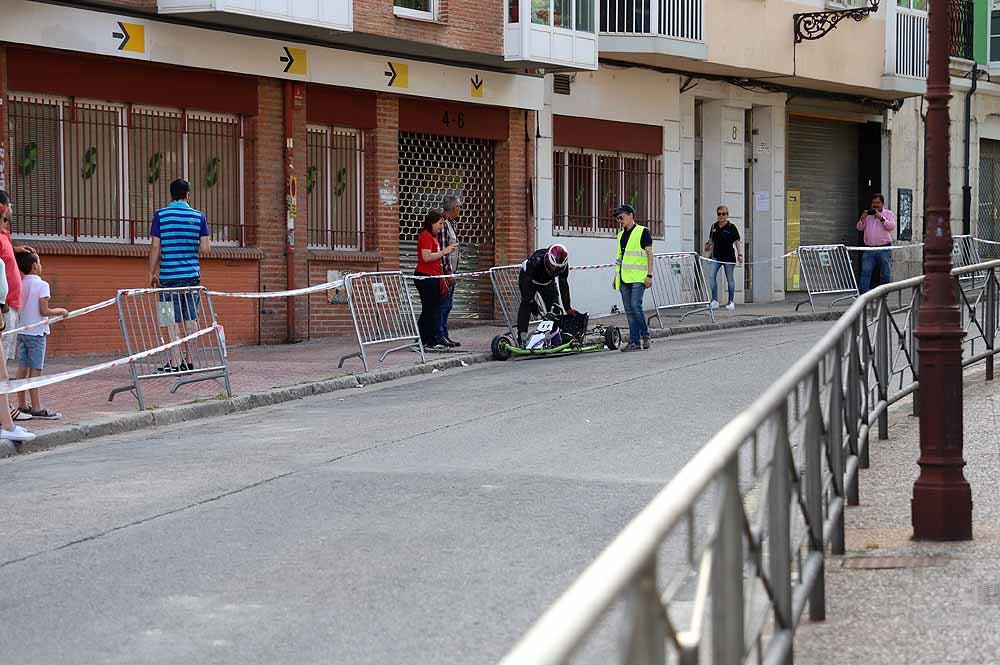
[842,556,951,570]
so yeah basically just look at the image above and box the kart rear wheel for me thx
[604,326,622,350]
[492,334,514,361]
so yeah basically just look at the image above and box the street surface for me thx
[0,322,831,665]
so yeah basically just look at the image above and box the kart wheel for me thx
[604,326,622,350]
[491,334,514,361]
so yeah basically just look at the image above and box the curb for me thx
[5,311,837,457]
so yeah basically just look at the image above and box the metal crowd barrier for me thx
[108,286,231,411]
[647,251,715,327]
[497,258,1000,665]
[952,234,982,270]
[795,244,859,312]
[489,265,562,336]
[338,271,424,373]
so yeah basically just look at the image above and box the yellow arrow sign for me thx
[471,74,484,98]
[112,21,145,54]
[385,62,409,89]
[280,47,308,75]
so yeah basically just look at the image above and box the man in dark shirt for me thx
[704,205,743,310]
[516,244,572,346]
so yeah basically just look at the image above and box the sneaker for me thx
[641,336,651,350]
[620,342,642,352]
[1,425,35,442]
[157,363,178,373]
[11,408,32,422]
[710,300,720,309]
[429,341,449,350]
[444,337,461,348]
[29,408,62,420]
[725,302,735,311]
[178,361,196,372]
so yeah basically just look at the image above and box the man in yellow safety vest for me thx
[613,204,654,352]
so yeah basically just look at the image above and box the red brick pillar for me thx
[494,109,533,268]
[373,94,400,270]
[255,78,309,344]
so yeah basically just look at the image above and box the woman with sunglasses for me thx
[703,205,743,310]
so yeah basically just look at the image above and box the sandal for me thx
[29,408,62,420]
[11,407,32,421]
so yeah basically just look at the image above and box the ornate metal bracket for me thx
[794,0,879,44]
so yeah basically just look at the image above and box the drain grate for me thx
[980,583,1000,606]
[841,556,952,570]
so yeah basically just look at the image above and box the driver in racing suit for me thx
[517,244,573,347]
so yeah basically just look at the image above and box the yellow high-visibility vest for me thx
[616,224,649,288]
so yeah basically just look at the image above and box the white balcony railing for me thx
[158,0,352,33]
[893,6,928,78]
[599,0,703,42]
[504,0,600,70]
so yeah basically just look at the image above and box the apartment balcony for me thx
[505,0,600,70]
[882,0,974,95]
[157,0,352,36]
[597,0,706,62]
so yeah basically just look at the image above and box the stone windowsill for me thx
[306,249,382,264]
[15,239,264,261]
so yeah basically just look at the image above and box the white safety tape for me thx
[973,238,1000,246]
[845,244,925,252]
[206,280,345,299]
[0,325,217,396]
[0,297,118,338]
[699,250,799,267]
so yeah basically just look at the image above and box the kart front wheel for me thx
[492,334,514,361]
[604,326,622,350]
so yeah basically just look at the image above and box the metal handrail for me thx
[498,259,1000,665]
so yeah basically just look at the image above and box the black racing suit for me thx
[517,249,571,339]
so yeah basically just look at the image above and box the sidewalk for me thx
[3,300,836,453]
[795,374,1000,664]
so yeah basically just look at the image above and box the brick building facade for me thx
[0,0,548,356]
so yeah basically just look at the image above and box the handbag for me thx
[444,276,457,288]
[438,278,450,298]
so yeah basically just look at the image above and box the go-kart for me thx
[491,306,621,360]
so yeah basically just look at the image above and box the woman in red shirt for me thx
[415,210,456,348]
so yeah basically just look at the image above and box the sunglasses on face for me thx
[616,215,626,222]
[718,212,728,217]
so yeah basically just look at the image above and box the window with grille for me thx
[306,126,366,251]
[552,147,663,238]
[6,94,252,245]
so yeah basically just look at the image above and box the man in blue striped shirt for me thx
[149,179,211,372]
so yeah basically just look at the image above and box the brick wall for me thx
[374,94,401,271]
[38,255,258,357]
[353,0,503,56]
[83,0,503,56]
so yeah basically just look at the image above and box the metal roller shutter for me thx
[787,116,860,247]
[398,132,496,319]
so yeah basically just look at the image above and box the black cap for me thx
[614,203,636,216]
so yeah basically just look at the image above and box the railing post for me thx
[846,320,862,506]
[858,314,871,470]
[711,457,744,665]
[804,370,826,622]
[911,287,921,416]
[829,341,846,555]
[622,559,666,665]
[987,268,997,381]
[768,403,793,644]
[877,297,890,440]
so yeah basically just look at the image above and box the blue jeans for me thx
[709,261,735,303]
[439,282,455,339]
[859,249,892,293]
[620,282,648,345]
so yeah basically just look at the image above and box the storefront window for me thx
[532,0,550,25]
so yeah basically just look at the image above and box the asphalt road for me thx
[0,321,831,665]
